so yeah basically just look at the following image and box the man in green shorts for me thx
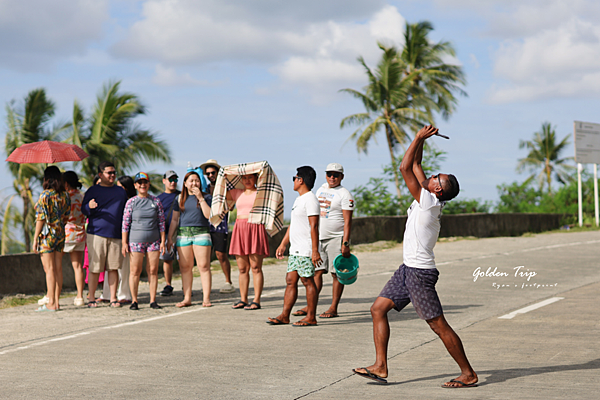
[268,166,322,327]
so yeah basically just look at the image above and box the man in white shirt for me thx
[353,125,478,388]
[268,166,322,327]
[292,163,354,319]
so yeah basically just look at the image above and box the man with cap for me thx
[292,162,355,319]
[158,170,181,297]
[200,159,235,294]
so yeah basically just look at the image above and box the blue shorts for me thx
[176,226,211,247]
[378,264,443,320]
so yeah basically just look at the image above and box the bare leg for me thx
[298,276,318,325]
[268,271,299,324]
[69,250,85,299]
[427,315,478,387]
[354,297,395,379]
[87,272,99,303]
[236,255,250,304]
[297,269,324,314]
[163,259,173,286]
[193,245,212,306]
[320,273,345,317]
[249,254,264,305]
[129,252,144,303]
[53,251,63,309]
[40,252,57,310]
[108,270,119,303]
[146,251,160,304]
[216,250,232,284]
[177,245,194,306]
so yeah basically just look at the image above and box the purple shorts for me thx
[378,264,443,320]
[129,240,161,254]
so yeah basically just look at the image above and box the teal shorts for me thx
[287,255,315,278]
[176,226,211,247]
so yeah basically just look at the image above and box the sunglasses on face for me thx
[105,171,116,176]
[136,180,149,185]
[168,177,178,183]
[326,172,341,178]
[434,174,443,191]
[292,176,301,182]
[206,171,217,176]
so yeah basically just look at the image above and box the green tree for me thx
[340,44,432,198]
[400,21,467,120]
[517,122,574,193]
[68,81,171,186]
[3,88,67,252]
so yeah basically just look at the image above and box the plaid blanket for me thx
[209,161,284,236]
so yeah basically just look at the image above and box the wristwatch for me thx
[343,241,350,247]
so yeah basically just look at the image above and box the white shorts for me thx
[63,241,85,253]
[316,237,342,274]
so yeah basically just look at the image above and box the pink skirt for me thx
[229,219,270,256]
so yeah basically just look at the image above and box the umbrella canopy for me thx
[6,141,89,164]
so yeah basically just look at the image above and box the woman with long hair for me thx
[166,171,213,307]
[33,166,70,311]
[62,171,86,306]
[122,172,166,310]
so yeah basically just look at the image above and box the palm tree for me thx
[400,21,467,120]
[340,44,432,198]
[68,80,171,187]
[517,122,574,193]
[4,89,67,252]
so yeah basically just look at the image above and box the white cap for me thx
[325,163,344,174]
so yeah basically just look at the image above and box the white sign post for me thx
[574,121,600,227]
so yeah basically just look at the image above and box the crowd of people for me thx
[32,125,478,388]
[33,159,355,321]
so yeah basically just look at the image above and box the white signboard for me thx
[574,121,600,164]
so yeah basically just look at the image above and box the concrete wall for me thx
[1,213,565,295]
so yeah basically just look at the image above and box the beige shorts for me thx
[63,241,85,253]
[86,234,124,274]
[316,237,343,274]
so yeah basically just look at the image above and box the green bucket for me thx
[334,254,359,285]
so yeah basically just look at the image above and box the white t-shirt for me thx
[403,188,445,269]
[289,191,321,257]
[316,183,355,240]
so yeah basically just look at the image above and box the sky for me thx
[2,0,600,216]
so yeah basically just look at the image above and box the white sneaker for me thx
[73,297,85,306]
[38,296,49,305]
[220,282,235,294]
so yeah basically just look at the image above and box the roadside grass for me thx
[438,236,479,242]
[0,292,77,310]
[352,240,400,252]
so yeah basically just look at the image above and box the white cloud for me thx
[0,0,109,71]
[151,64,214,87]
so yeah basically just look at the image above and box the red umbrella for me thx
[6,141,89,164]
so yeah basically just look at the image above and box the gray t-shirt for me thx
[122,195,165,243]
[174,194,211,227]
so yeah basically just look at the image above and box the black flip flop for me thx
[244,302,261,310]
[292,309,307,316]
[352,368,388,384]
[266,317,288,325]
[441,379,478,388]
[232,301,248,309]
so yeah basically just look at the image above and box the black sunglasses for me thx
[206,171,217,176]
[435,174,443,191]
[168,177,178,183]
[292,176,302,182]
[326,172,341,178]
[105,171,116,175]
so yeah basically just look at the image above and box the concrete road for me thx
[0,230,598,399]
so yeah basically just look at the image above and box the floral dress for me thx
[35,189,71,253]
[65,189,86,244]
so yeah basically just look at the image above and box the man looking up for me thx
[293,163,354,319]
[352,125,478,388]
[200,159,235,294]
[268,166,321,327]
[158,170,181,297]
[82,161,128,307]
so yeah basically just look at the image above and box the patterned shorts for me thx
[38,234,65,254]
[287,255,315,278]
[129,240,161,253]
[378,264,443,320]
[177,226,211,247]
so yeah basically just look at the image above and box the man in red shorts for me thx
[352,125,478,388]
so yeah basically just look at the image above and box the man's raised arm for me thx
[399,125,438,203]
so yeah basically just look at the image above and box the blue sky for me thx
[2,0,599,215]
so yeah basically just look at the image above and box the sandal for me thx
[110,301,121,308]
[244,302,261,310]
[232,301,248,309]
[292,309,307,316]
[87,301,97,308]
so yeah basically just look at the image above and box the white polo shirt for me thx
[289,191,321,257]
[403,188,445,269]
